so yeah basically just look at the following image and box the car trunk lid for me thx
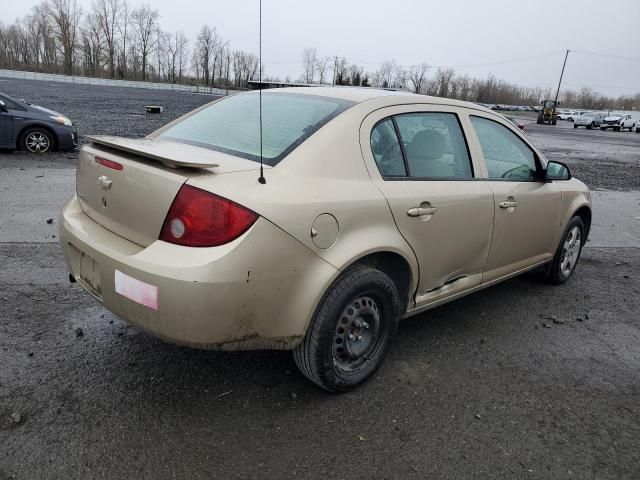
[76,137,260,247]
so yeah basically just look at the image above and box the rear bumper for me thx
[59,195,337,350]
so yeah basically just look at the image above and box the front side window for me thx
[159,92,354,166]
[394,112,473,179]
[470,116,538,181]
[0,95,23,111]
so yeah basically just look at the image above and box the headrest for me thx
[405,130,445,160]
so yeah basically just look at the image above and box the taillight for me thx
[159,185,258,247]
[95,156,123,171]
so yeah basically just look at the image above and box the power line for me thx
[571,50,640,62]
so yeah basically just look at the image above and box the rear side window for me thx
[370,118,406,177]
[395,113,473,179]
[470,116,537,181]
[159,92,354,166]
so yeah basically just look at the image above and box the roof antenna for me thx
[257,0,266,185]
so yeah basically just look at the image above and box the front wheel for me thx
[20,127,54,153]
[293,266,401,392]
[545,216,585,285]
[573,124,578,129]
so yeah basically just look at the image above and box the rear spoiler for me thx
[86,135,220,169]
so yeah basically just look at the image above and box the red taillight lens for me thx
[95,156,123,170]
[159,185,258,247]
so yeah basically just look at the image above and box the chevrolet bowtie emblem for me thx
[98,175,112,191]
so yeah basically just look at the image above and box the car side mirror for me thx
[546,161,571,181]
[0,100,6,112]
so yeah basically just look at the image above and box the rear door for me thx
[467,114,561,282]
[361,105,494,306]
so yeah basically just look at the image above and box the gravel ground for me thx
[1,244,639,479]
[1,78,639,190]
[0,78,215,143]
[524,121,640,191]
[1,79,639,479]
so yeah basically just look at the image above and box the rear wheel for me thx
[20,127,53,153]
[293,266,401,392]
[545,216,585,285]
[573,124,578,129]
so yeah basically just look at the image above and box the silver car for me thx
[574,113,604,129]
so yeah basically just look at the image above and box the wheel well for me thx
[18,124,58,150]
[350,252,413,307]
[574,206,592,240]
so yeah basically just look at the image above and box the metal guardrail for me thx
[0,69,229,96]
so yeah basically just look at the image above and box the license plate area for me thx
[68,244,102,300]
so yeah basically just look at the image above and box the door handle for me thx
[499,200,518,209]
[407,206,437,217]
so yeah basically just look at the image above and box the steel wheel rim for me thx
[26,132,50,153]
[332,295,381,372]
[560,226,581,277]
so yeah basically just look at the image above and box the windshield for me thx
[159,92,355,165]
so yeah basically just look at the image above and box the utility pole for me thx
[551,49,570,126]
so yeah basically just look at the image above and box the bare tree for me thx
[232,49,259,87]
[195,25,215,85]
[433,68,455,98]
[93,0,120,78]
[132,3,158,80]
[80,12,104,76]
[301,47,317,83]
[408,62,430,93]
[47,0,82,75]
[175,31,189,83]
[378,60,397,88]
[316,56,330,84]
[333,57,348,85]
[116,0,132,78]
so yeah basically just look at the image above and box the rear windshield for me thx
[158,92,355,165]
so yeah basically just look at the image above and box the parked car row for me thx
[573,111,639,132]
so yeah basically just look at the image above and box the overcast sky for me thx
[5,0,640,96]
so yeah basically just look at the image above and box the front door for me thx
[467,115,561,282]
[0,108,12,147]
[362,107,494,306]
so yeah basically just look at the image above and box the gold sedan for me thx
[60,87,591,391]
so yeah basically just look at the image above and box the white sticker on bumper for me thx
[114,270,159,310]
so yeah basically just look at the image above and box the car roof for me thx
[265,86,493,112]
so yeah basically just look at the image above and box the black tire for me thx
[614,127,620,132]
[293,266,401,392]
[19,127,54,153]
[551,119,557,125]
[573,124,578,129]
[545,216,585,285]
[588,122,594,129]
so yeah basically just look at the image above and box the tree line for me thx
[300,48,639,110]
[0,2,637,110]
[0,0,260,88]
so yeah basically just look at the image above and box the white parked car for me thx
[558,111,572,120]
[620,113,638,132]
